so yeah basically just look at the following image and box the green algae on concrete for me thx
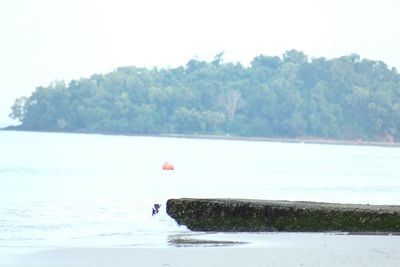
[166,198,400,233]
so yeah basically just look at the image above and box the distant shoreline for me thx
[2,126,400,148]
[161,133,400,148]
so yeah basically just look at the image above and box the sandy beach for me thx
[1,233,399,267]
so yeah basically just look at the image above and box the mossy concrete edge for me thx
[166,198,400,233]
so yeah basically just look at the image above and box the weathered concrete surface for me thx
[166,198,400,233]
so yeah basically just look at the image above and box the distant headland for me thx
[5,50,400,143]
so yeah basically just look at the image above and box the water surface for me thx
[1,130,400,247]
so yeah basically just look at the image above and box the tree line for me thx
[9,50,400,142]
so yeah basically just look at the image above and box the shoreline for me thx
[1,233,400,267]
[2,127,400,148]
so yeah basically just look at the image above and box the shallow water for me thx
[1,130,400,247]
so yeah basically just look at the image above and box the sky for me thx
[1,0,399,126]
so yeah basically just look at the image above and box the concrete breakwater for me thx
[166,198,400,233]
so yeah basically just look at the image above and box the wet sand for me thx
[1,233,399,267]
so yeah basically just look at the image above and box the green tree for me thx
[9,50,400,142]
[9,97,28,122]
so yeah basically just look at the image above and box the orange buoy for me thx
[162,161,174,170]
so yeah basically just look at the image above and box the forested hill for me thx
[9,50,400,142]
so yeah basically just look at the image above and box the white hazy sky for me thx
[1,0,399,125]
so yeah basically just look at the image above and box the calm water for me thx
[1,130,400,247]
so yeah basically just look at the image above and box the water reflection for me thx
[167,233,248,247]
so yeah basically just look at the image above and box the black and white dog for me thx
[152,204,161,216]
